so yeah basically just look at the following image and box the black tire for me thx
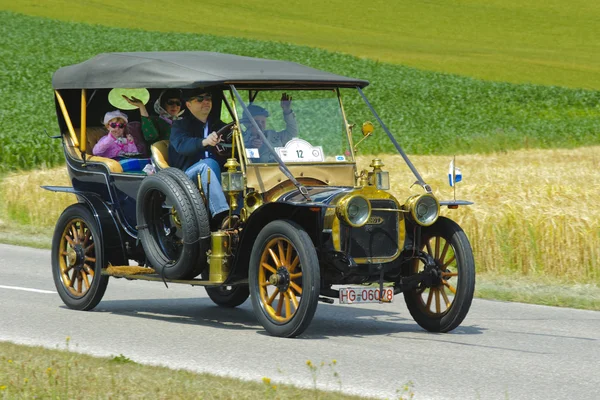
[136,173,200,279]
[403,216,476,333]
[201,263,250,307]
[205,284,250,308]
[51,204,109,310]
[157,168,210,279]
[249,220,320,338]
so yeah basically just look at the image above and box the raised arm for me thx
[279,93,297,143]
[123,95,160,142]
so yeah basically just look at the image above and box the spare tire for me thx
[136,173,200,279]
[157,168,210,278]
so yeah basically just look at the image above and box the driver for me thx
[169,88,231,229]
[242,93,297,162]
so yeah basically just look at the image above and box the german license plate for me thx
[339,287,394,304]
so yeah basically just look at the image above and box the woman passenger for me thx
[123,89,183,144]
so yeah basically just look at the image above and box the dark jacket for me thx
[168,113,226,171]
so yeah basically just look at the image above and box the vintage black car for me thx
[46,51,475,337]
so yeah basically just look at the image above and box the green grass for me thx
[1,11,599,171]
[475,274,600,310]
[3,0,600,89]
[0,341,377,400]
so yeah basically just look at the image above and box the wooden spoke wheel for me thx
[52,204,108,310]
[404,216,475,333]
[249,220,320,338]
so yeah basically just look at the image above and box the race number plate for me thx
[275,138,324,162]
[338,287,394,304]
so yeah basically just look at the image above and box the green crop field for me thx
[1,11,598,171]
[3,0,600,89]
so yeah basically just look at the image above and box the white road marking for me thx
[0,285,56,294]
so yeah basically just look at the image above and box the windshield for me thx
[232,89,354,164]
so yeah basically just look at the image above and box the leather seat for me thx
[151,140,169,170]
[68,128,123,173]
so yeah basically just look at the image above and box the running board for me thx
[101,267,248,287]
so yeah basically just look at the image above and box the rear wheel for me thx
[249,220,320,338]
[137,173,200,279]
[204,283,250,308]
[51,204,108,310]
[404,217,475,332]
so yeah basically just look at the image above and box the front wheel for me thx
[51,204,108,310]
[403,216,475,333]
[249,220,320,338]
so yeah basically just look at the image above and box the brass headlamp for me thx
[221,158,244,210]
[369,158,390,190]
[336,194,371,227]
[405,194,440,226]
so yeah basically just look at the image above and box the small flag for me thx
[448,159,463,187]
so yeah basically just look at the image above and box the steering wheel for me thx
[214,122,236,157]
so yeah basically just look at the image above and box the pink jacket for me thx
[92,132,140,159]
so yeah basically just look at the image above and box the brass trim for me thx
[243,191,264,220]
[329,188,404,263]
[208,231,231,282]
[405,194,440,227]
[246,163,356,194]
[80,89,87,153]
[55,90,79,147]
[336,194,371,228]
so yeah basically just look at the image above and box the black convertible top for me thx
[52,51,369,89]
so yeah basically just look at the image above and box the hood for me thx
[277,186,354,206]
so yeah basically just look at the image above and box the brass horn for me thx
[241,191,263,221]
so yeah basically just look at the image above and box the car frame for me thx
[46,51,475,337]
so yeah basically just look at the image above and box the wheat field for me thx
[363,146,600,283]
[1,146,598,283]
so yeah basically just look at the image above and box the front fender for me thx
[228,202,324,281]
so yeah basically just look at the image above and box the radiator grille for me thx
[340,199,399,260]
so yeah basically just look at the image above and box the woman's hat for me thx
[160,89,182,107]
[103,110,129,125]
[108,88,150,110]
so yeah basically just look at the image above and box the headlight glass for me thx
[221,171,244,192]
[408,194,439,226]
[337,195,371,227]
[375,171,390,190]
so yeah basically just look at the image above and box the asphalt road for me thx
[1,243,598,399]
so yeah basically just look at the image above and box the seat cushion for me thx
[151,140,169,170]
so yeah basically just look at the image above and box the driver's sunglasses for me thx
[109,122,126,129]
[189,94,212,103]
[166,99,181,106]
